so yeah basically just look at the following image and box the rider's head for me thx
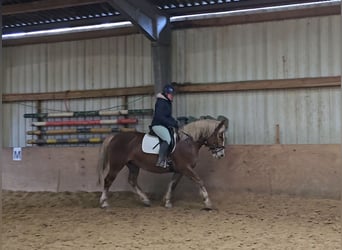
[163,84,175,101]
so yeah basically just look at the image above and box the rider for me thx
[151,84,178,168]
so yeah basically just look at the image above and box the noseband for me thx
[210,146,225,154]
[204,141,225,154]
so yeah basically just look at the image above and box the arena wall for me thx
[3,15,341,147]
[2,145,340,199]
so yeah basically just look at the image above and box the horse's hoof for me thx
[100,201,109,209]
[165,202,173,209]
[142,200,151,207]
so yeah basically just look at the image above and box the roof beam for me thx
[164,0,333,16]
[172,4,340,29]
[107,0,170,42]
[3,15,126,35]
[3,26,139,47]
[3,0,107,16]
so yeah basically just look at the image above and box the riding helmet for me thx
[163,84,175,95]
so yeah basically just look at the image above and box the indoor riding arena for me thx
[2,1,341,250]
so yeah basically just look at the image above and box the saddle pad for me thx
[142,134,160,154]
[142,134,176,154]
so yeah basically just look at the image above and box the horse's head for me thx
[179,118,228,159]
[203,119,227,159]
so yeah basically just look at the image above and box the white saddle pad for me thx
[142,134,176,154]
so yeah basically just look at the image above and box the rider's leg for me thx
[151,125,171,168]
[156,140,169,167]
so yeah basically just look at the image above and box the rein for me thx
[179,130,192,140]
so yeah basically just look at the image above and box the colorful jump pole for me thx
[27,127,136,135]
[32,118,138,127]
[27,138,105,145]
[24,109,153,119]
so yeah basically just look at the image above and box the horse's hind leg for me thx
[164,173,183,208]
[127,163,151,206]
[100,172,117,208]
[100,163,126,208]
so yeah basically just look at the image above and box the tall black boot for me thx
[156,141,169,168]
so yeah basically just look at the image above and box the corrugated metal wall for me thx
[3,35,154,147]
[172,16,340,82]
[172,15,341,144]
[3,15,341,146]
[175,87,341,144]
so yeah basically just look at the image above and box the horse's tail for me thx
[97,134,115,187]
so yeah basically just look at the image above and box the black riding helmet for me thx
[163,84,175,95]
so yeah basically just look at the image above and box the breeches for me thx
[151,125,171,145]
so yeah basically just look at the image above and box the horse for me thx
[97,118,228,210]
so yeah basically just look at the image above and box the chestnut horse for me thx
[97,118,228,210]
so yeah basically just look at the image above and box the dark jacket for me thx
[151,93,178,128]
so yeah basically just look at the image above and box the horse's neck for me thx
[178,134,202,153]
[179,127,207,147]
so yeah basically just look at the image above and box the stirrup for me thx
[156,160,168,168]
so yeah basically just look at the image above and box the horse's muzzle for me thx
[211,147,225,159]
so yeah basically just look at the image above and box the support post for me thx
[107,0,171,95]
[151,24,171,94]
[0,3,3,235]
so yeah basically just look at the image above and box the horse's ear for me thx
[215,119,226,133]
[217,116,229,130]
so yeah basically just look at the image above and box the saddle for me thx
[142,128,176,154]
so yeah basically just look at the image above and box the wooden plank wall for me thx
[2,145,341,199]
[3,76,340,102]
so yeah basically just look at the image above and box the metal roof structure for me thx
[2,0,335,35]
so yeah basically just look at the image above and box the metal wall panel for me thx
[174,87,341,144]
[3,15,341,146]
[172,15,341,82]
[171,15,341,144]
[3,34,153,95]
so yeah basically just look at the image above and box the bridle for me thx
[179,123,226,155]
[204,140,225,155]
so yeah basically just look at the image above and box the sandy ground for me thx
[3,190,341,250]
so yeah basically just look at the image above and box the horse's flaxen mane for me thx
[179,119,225,141]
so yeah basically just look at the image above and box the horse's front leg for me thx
[183,167,213,210]
[100,188,109,208]
[164,172,183,208]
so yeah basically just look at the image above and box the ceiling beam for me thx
[172,4,340,29]
[107,0,169,42]
[3,0,107,16]
[164,0,333,16]
[3,16,126,35]
[3,26,139,47]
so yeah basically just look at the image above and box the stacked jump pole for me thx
[25,109,153,145]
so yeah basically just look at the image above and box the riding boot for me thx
[156,141,169,168]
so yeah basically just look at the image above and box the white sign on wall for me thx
[13,147,22,161]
